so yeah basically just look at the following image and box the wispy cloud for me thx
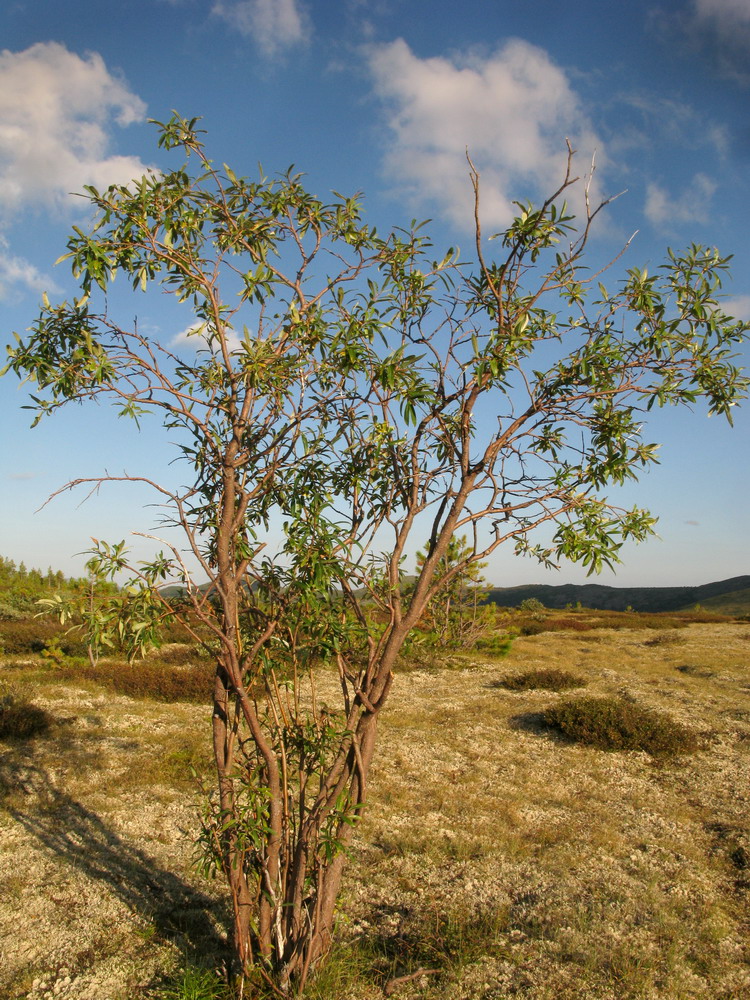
[212,0,311,56]
[687,0,750,84]
[610,94,729,159]
[366,38,606,233]
[644,173,717,230]
[0,42,151,218]
[0,236,60,301]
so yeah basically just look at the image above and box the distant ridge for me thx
[485,575,750,614]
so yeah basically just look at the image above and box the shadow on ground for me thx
[0,753,227,960]
[507,710,567,743]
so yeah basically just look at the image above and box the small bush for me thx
[0,601,24,621]
[518,598,546,620]
[544,696,698,756]
[0,685,53,740]
[58,658,214,703]
[495,668,586,692]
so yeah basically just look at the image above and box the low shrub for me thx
[495,668,586,692]
[518,620,547,636]
[0,618,62,654]
[0,618,89,656]
[58,658,214,703]
[544,696,698,756]
[0,685,53,740]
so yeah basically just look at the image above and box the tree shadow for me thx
[0,754,228,961]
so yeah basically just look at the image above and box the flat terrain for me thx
[1,621,749,999]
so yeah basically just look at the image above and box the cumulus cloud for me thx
[0,236,60,302]
[366,38,606,232]
[644,173,717,229]
[212,0,311,56]
[0,42,150,218]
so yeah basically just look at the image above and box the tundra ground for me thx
[1,620,749,999]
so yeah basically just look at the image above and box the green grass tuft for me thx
[152,965,230,1000]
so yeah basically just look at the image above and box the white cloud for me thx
[644,173,717,229]
[0,42,150,218]
[0,236,60,302]
[212,0,311,56]
[171,321,241,352]
[171,321,208,347]
[722,294,750,321]
[366,38,606,232]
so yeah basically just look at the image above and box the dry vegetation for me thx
[1,615,749,999]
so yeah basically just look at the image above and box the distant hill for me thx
[485,575,750,614]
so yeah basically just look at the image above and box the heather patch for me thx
[492,668,586,692]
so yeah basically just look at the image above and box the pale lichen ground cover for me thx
[1,623,749,999]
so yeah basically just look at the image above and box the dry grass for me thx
[1,621,749,998]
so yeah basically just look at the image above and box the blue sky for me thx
[1,0,749,588]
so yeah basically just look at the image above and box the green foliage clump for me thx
[474,632,514,657]
[496,668,586,692]
[415,535,492,649]
[544,696,698,756]
[0,601,24,621]
[518,597,546,617]
[0,684,53,740]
